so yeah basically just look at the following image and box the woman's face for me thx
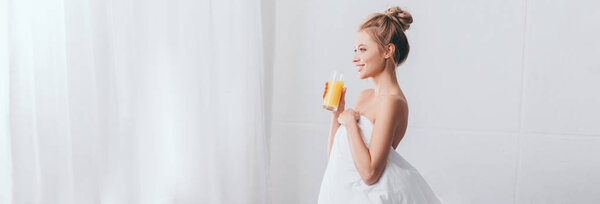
[353,30,386,79]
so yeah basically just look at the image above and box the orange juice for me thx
[322,80,344,111]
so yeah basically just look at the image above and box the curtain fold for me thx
[3,0,269,203]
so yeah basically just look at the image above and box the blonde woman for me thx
[318,7,441,204]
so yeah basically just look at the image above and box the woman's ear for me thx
[384,44,395,59]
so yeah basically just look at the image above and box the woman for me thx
[318,7,441,204]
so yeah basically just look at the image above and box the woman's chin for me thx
[358,73,368,79]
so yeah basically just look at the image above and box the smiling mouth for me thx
[356,65,365,72]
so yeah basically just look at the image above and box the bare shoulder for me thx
[377,95,408,119]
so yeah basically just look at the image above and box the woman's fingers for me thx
[323,82,328,99]
[340,87,346,101]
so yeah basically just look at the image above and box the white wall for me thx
[268,0,600,203]
[0,0,11,202]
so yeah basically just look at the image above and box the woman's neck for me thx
[371,64,399,96]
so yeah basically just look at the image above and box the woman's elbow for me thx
[361,171,381,186]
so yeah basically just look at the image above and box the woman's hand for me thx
[337,108,360,126]
[323,82,347,116]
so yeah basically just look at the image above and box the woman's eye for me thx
[354,48,367,53]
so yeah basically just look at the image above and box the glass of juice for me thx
[322,71,344,111]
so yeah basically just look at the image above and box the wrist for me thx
[332,112,340,118]
[331,113,340,125]
[344,120,358,130]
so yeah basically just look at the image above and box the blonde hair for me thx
[359,7,413,67]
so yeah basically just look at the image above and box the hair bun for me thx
[385,7,413,32]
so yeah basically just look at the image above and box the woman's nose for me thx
[352,55,359,62]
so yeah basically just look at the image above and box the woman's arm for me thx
[325,85,347,159]
[328,112,341,159]
[343,97,404,185]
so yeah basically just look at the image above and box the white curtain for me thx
[0,0,269,203]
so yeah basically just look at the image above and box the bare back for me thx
[353,89,408,149]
